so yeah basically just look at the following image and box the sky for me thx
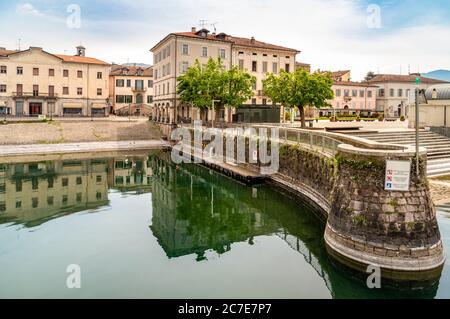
[1,0,450,80]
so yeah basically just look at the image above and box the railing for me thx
[131,86,147,92]
[12,92,58,98]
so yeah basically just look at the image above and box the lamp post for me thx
[415,76,421,177]
[211,99,220,128]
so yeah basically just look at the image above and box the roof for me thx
[425,84,450,100]
[54,54,110,65]
[333,80,378,88]
[320,70,351,81]
[110,65,153,77]
[0,47,109,65]
[367,74,448,84]
[151,30,299,53]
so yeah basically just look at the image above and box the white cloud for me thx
[16,3,42,16]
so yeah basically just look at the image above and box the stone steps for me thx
[348,130,450,177]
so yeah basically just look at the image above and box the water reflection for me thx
[0,151,446,298]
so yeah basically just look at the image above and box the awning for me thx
[63,103,83,108]
[91,103,107,109]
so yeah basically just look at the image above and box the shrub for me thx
[356,115,361,122]
[378,114,384,121]
[371,112,379,118]
[400,115,406,121]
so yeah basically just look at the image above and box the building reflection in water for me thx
[0,151,441,298]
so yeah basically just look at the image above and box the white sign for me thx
[385,160,411,191]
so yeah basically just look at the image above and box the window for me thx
[16,180,22,192]
[76,176,82,185]
[47,196,54,206]
[0,66,7,74]
[17,67,23,75]
[359,90,365,97]
[367,90,372,98]
[285,63,290,72]
[63,69,69,77]
[76,193,82,203]
[272,62,278,74]
[181,61,189,73]
[62,178,68,187]
[344,89,349,97]
[251,98,257,105]
[62,195,68,206]
[16,201,21,209]
[32,198,39,208]
[63,87,69,95]
[97,72,102,79]
[147,95,153,103]
[167,45,171,57]
[219,49,226,59]
[352,90,357,97]
[96,175,102,183]
[148,80,153,88]
[33,85,39,96]
[262,98,267,105]
[182,44,189,55]
[48,85,55,96]
[49,69,55,76]
[238,60,244,70]
[33,68,39,76]
[398,89,403,97]
[77,87,82,95]
[252,82,257,90]
[0,85,5,93]
[390,88,394,97]
[379,89,385,97]
[262,61,268,73]
[335,89,341,97]
[97,88,102,96]
[116,95,124,103]
[127,79,131,87]
[77,70,83,78]
[116,79,124,87]
[48,177,54,188]
[96,192,102,200]
[202,47,208,57]
[252,61,257,72]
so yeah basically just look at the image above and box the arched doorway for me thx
[343,105,349,116]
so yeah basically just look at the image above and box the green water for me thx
[0,150,449,299]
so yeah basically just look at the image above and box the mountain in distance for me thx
[111,62,152,68]
[422,69,450,82]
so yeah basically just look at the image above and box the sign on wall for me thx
[385,160,411,191]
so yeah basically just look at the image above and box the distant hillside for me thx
[423,70,450,82]
[121,63,152,68]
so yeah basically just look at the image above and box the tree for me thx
[263,69,334,128]
[177,58,255,122]
[365,71,375,81]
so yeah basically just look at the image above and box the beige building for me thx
[0,46,111,117]
[109,65,154,116]
[409,84,450,130]
[366,74,447,118]
[150,27,299,124]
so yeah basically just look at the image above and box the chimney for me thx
[251,36,255,43]
[76,45,86,57]
[191,27,196,33]
[432,88,438,100]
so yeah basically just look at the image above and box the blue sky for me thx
[1,0,449,80]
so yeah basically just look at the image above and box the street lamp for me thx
[211,99,220,128]
[414,76,423,177]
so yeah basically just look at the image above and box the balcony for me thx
[131,86,147,92]
[13,92,58,99]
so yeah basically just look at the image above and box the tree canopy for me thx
[177,58,255,111]
[263,69,334,128]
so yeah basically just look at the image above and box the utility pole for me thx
[415,76,421,177]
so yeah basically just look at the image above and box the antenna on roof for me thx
[17,38,21,51]
[199,19,208,29]
[210,22,219,33]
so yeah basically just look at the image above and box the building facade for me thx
[150,27,299,124]
[0,46,110,117]
[367,74,447,118]
[109,65,154,116]
[315,70,377,117]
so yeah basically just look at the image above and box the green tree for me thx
[177,58,255,122]
[263,69,334,128]
[364,71,375,81]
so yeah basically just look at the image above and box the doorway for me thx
[29,102,42,116]
[15,101,24,117]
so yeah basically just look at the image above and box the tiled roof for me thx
[0,47,109,65]
[333,80,378,88]
[367,74,448,84]
[110,65,153,76]
[54,54,110,65]
[0,49,19,56]
[153,31,299,53]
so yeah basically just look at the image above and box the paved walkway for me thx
[0,140,170,156]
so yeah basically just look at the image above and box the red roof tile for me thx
[367,74,448,84]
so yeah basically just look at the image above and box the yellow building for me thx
[109,65,154,116]
[150,27,299,124]
[0,46,111,117]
